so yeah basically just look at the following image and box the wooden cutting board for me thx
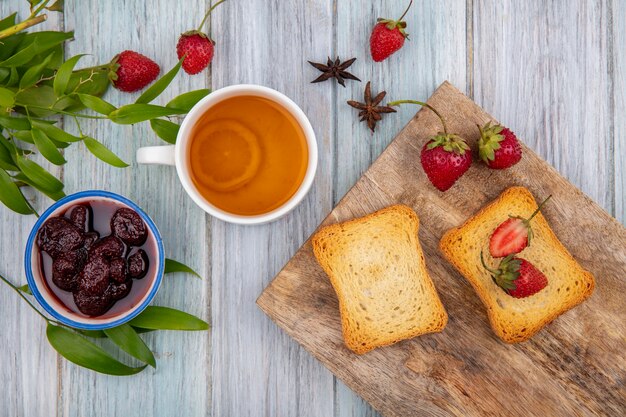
[256,81,626,417]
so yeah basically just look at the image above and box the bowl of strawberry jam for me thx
[24,190,164,330]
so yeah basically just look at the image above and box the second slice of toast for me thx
[440,187,595,343]
[312,205,447,354]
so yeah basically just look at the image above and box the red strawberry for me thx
[421,136,472,191]
[370,0,413,62]
[478,122,522,169]
[481,252,548,298]
[489,195,552,257]
[177,33,214,74]
[388,99,472,191]
[109,51,160,92]
[177,0,226,74]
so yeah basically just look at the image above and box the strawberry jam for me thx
[37,199,157,318]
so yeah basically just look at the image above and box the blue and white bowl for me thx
[24,190,164,330]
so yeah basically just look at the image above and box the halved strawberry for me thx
[489,195,552,258]
[480,252,548,298]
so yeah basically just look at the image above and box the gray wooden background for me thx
[0,1,623,416]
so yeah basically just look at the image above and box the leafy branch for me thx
[0,8,210,215]
[0,258,208,376]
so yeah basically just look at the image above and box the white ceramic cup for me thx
[136,84,318,225]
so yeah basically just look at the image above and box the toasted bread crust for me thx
[440,187,595,343]
[313,205,448,354]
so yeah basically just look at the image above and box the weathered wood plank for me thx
[334,1,467,414]
[60,1,210,416]
[473,0,614,215]
[0,3,63,417]
[209,0,336,416]
[612,0,625,224]
[258,81,626,417]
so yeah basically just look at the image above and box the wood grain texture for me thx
[209,1,336,416]
[0,3,63,417]
[257,82,626,417]
[0,1,623,416]
[334,2,467,413]
[473,0,615,216]
[612,0,625,223]
[60,1,210,416]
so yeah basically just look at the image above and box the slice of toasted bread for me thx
[440,187,595,343]
[312,205,448,354]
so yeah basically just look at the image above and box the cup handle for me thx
[136,145,176,166]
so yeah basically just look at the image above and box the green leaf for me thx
[17,284,32,294]
[53,54,84,97]
[76,93,115,115]
[0,13,17,31]
[0,138,18,171]
[32,120,81,143]
[82,136,128,168]
[109,104,186,125]
[67,68,110,100]
[29,0,45,7]
[150,119,179,144]
[165,258,202,279]
[15,85,57,111]
[31,128,66,165]
[0,34,26,63]
[0,68,9,84]
[104,324,156,368]
[13,172,65,200]
[136,57,183,104]
[12,130,34,144]
[0,31,74,67]
[0,87,15,108]
[46,0,64,12]
[0,114,30,130]
[0,168,34,214]
[166,89,210,112]
[129,306,208,331]
[46,324,147,376]
[15,154,64,192]
[6,68,19,87]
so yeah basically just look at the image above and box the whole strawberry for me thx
[421,135,472,191]
[370,0,412,62]
[388,99,472,191]
[478,122,522,169]
[177,0,226,74]
[109,51,160,92]
[489,195,552,258]
[177,33,214,74]
[481,252,548,298]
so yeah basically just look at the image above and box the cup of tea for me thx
[136,85,318,225]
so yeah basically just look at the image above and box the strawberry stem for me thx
[387,100,448,133]
[197,0,227,32]
[398,0,413,21]
[528,195,552,221]
[479,251,498,275]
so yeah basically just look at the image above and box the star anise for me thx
[347,81,396,132]
[308,57,361,87]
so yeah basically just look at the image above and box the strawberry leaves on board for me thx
[370,0,413,62]
[0,6,211,215]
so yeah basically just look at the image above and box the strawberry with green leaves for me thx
[109,51,160,92]
[477,122,522,169]
[177,0,227,74]
[481,252,548,298]
[489,195,552,258]
[388,99,472,191]
[370,0,413,62]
